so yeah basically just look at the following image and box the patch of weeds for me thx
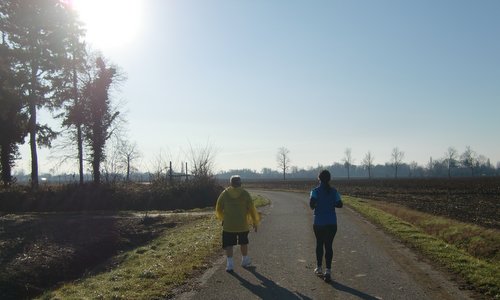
[252,194,270,207]
[135,247,148,254]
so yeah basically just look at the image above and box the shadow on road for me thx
[330,280,380,300]
[229,266,313,300]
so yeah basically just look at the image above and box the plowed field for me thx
[247,177,500,229]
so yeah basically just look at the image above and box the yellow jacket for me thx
[215,187,260,232]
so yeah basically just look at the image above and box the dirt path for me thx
[176,190,474,300]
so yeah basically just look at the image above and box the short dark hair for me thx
[318,170,331,183]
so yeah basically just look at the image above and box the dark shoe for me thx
[323,269,331,282]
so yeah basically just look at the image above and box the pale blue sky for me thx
[18,0,500,174]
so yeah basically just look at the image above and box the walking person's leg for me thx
[239,232,252,267]
[223,231,237,272]
[313,225,325,274]
[323,224,338,282]
[224,246,234,272]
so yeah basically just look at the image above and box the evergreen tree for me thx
[1,0,81,188]
[0,41,27,185]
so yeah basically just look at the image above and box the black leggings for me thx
[313,224,338,269]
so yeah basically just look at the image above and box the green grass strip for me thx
[252,194,271,207]
[344,196,500,299]
[38,215,221,300]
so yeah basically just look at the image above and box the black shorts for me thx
[222,231,249,248]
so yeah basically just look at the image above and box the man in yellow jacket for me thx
[215,175,260,272]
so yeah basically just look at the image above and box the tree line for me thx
[218,146,498,180]
[0,0,124,188]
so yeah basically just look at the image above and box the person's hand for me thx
[253,224,258,232]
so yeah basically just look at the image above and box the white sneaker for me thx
[241,256,252,267]
[314,267,323,276]
[226,259,234,272]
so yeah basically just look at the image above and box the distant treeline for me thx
[217,161,499,180]
[9,154,499,185]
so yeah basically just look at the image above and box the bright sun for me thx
[71,0,143,51]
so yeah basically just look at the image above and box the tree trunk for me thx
[77,125,84,184]
[73,60,84,185]
[28,63,39,189]
[92,137,103,184]
[29,102,38,189]
[126,156,130,181]
[0,143,12,184]
[92,156,100,184]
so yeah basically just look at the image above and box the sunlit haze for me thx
[71,0,143,51]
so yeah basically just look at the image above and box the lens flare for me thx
[72,0,143,51]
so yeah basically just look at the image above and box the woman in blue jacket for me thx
[309,170,343,282]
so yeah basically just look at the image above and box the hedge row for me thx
[0,179,223,212]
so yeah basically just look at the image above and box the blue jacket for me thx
[310,183,343,225]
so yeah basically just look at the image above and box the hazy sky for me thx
[17,0,500,174]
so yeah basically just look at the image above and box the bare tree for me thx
[119,139,140,181]
[426,156,435,176]
[188,142,217,179]
[362,151,374,179]
[444,147,458,178]
[460,146,476,176]
[409,161,418,177]
[342,148,354,179]
[390,147,405,178]
[475,154,488,175]
[102,138,122,183]
[149,149,169,182]
[276,147,291,180]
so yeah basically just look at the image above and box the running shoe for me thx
[226,260,234,272]
[241,256,252,267]
[323,268,331,282]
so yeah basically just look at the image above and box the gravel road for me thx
[176,190,473,300]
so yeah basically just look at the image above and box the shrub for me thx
[0,179,223,212]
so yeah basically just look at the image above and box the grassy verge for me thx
[38,195,270,299]
[344,196,500,299]
[38,215,221,299]
[252,194,271,207]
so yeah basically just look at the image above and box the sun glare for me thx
[72,0,143,51]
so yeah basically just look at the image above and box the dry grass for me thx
[367,200,500,263]
[33,194,269,299]
[344,196,500,298]
[37,215,221,299]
